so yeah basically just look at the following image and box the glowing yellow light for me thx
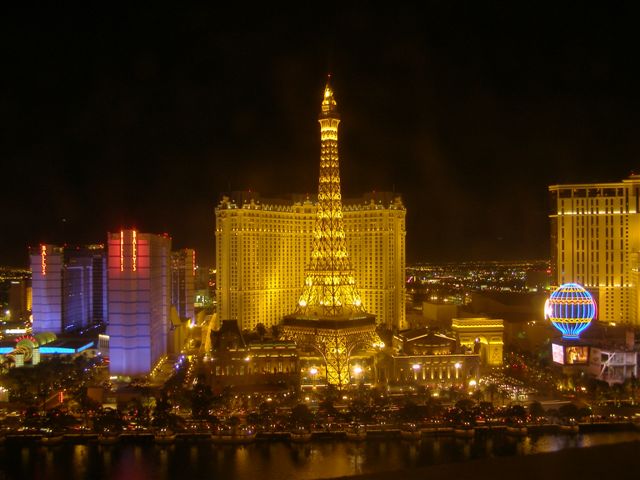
[120,230,124,272]
[132,230,137,272]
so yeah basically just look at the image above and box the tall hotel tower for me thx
[281,80,381,386]
[215,95,406,333]
[107,230,171,375]
[549,174,640,326]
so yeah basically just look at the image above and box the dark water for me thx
[2,432,640,480]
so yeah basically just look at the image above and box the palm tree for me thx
[255,323,267,342]
[484,383,499,405]
[471,389,483,403]
[291,404,314,428]
[623,376,638,404]
[191,379,215,420]
[528,401,545,419]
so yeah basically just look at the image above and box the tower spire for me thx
[295,78,364,318]
[321,75,338,118]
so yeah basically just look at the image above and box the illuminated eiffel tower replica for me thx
[282,78,381,387]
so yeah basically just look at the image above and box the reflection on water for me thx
[3,432,640,480]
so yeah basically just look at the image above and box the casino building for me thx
[549,175,640,326]
[215,85,407,334]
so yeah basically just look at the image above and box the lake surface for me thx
[2,432,640,480]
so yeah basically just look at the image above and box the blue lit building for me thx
[30,244,64,333]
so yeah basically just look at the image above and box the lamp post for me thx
[412,363,421,381]
[352,365,363,384]
[309,367,318,388]
[454,361,462,381]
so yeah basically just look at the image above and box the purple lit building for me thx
[30,244,107,334]
[107,230,171,376]
[30,244,64,333]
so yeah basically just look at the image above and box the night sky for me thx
[2,4,639,267]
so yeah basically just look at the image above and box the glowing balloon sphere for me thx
[545,283,596,340]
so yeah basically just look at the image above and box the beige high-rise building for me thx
[215,191,406,331]
[549,174,640,326]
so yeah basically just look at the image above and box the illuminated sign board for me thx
[552,343,564,364]
[565,345,589,365]
[41,245,47,276]
[4,328,27,335]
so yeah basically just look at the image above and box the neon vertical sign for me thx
[192,250,196,276]
[132,230,137,272]
[120,230,124,272]
[41,245,47,276]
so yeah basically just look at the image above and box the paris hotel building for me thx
[215,191,407,332]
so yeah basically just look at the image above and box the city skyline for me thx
[2,5,640,267]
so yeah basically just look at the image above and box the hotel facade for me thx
[549,174,640,326]
[215,191,406,332]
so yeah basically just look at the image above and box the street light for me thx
[352,365,363,384]
[454,362,461,380]
[309,367,318,388]
[412,363,421,381]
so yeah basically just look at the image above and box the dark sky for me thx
[1,4,639,267]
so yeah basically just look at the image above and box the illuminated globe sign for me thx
[544,283,596,340]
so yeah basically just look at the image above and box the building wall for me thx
[8,280,28,322]
[215,193,406,332]
[92,251,108,325]
[30,245,64,334]
[107,231,171,376]
[549,175,640,325]
[171,249,195,323]
[588,347,638,385]
[380,354,479,388]
[451,317,504,366]
[63,256,93,331]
